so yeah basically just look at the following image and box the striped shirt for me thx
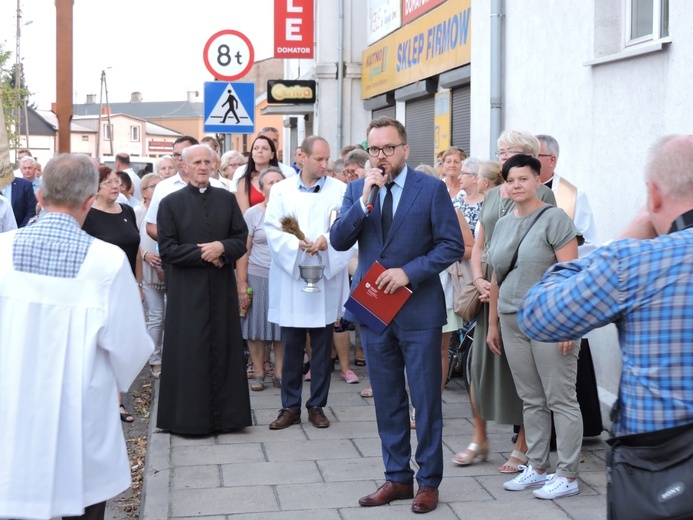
[13,212,93,278]
[518,228,693,436]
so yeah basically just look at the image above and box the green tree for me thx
[0,43,31,156]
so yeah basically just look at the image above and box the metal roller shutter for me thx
[405,96,435,168]
[372,106,396,119]
[451,87,471,155]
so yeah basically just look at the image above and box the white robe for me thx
[0,235,153,520]
[265,176,355,327]
[550,173,599,257]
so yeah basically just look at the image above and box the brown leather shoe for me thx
[308,406,330,428]
[411,486,438,514]
[269,408,301,430]
[359,481,414,507]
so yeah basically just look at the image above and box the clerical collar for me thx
[187,182,209,193]
[543,176,554,190]
[297,173,326,193]
[668,209,693,234]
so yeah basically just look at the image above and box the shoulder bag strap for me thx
[507,205,553,274]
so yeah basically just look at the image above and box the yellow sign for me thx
[362,0,471,99]
[434,90,451,159]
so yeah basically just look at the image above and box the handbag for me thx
[606,420,693,520]
[447,259,482,322]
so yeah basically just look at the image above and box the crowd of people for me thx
[2,118,692,519]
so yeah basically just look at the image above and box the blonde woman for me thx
[154,155,176,179]
[135,173,165,378]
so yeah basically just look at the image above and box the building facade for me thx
[471,0,687,422]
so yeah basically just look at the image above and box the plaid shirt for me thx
[518,228,693,436]
[13,212,93,278]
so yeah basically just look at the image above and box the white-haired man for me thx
[0,154,152,520]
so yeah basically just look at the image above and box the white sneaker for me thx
[503,464,547,491]
[533,474,580,499]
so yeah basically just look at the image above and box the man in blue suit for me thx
[331,117,464,514]
[2,176,37,228]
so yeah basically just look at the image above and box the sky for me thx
[0,0,275,110]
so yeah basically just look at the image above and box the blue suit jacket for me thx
[9,177,37,228]
[331,167,464,331]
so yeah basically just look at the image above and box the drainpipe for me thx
[336,0,344,151]
[490,0,503,157]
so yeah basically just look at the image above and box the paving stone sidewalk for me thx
[140,368,608,519]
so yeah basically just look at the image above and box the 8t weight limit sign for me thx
[203,30,255,81]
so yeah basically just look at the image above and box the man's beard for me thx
[389,156,406,179]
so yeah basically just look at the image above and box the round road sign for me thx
[203,30,255,81]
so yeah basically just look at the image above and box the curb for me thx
[139,380,171,520]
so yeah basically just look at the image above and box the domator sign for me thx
[362,0,471,99]
[274,0,314,58]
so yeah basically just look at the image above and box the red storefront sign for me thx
[401,0,446,24]
[274,0,314,58]
[148,141,173,152]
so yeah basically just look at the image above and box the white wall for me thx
[471,0,693,412]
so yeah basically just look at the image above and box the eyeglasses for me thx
[172,153,183,159]
[367,143,405,157]
[102,180,122,187]
[228,163,244,168]
[495,149,525,159]
[537,154,554,158]
[344,168,362,176]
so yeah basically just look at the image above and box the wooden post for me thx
[55,0,73,153]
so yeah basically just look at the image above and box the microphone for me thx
[366,166,386,212]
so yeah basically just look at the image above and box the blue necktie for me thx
[381,182,394,241]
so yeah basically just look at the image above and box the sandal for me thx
[150,364,162,379]
[499,449,528,473]
[246,362,254,380]
[251,376,265,391]
[264,361,275,378]
[119,405,134,423]
[354,358,366,367]
[452,440,489,466]
[359,387,373,398]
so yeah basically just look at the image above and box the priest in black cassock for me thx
[156,144,251,435]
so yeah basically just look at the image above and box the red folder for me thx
[344,261,412,334]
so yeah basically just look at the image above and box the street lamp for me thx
[96,67,113,159]
[14,0,32,162]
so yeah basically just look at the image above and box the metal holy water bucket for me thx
[299,251,325,292]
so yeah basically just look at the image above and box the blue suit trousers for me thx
[361,323,443,488]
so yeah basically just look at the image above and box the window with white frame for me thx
[625,0,669,46]
[130,126,140,142]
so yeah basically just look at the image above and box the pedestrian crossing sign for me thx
[203,81,255,134]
